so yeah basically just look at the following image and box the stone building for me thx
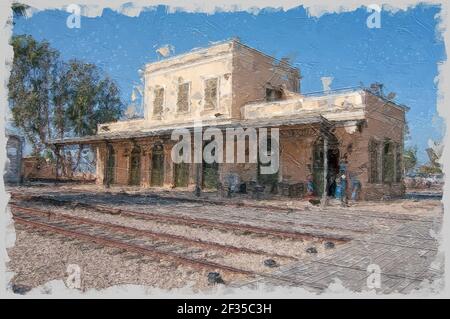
[50,39,408,200]
[4,133,23,184]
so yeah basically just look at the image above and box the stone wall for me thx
[242,90,365,120]
[5,135,22,184]
[97,40,301,135]
[361,93,406,199]
[22,156,57,181]
[144,45,234,125]
[94,102,405,201]
[232,42,300,119]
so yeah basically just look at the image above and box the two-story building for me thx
[50,39,408,200]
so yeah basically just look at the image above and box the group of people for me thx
[306,163,361,206]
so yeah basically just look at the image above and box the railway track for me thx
[10,204,325,290]
[13,212,252,275]
[10,192,359,233]
[10,193,351,242]
[11,189,432,223]
[9,203,296,260]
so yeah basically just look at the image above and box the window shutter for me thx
[204,78,218,110]
[153,87,164,115]
[177,83,190,112]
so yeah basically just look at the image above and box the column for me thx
[321,135,328,208]
[95,143,107,185]
[140,142,153,187]
[164,142,174,186]
[377,141,383,183]
[55,145,61,184]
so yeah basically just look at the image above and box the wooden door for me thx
[151,144,164,186]
[129,146,141,186]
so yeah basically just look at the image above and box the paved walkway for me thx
[234,216,443,293]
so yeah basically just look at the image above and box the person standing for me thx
[306,174,315,198]
[339,172,348,207]
[350,174,361,201]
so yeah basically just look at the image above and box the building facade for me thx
[51,40,407,200]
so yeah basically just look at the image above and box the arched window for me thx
[129,145,141,185]
[174,146,189,187]
[151,143,164,186]
[202,140,219,189]
[382,140,395,183]
[105,144,116,185]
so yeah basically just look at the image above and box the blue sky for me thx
[12,4,446,163]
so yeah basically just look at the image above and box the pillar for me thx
[95,143,107,185]
[140,143,153,187]
[321,135,328,208]
[55,145,61,184]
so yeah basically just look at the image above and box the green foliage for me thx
[420,143,443,175]
[63,60,122,137]
[403,146,417,174]
[42,149,55,163]
[418,165,442,175]
[8,35,123,153]
[8,35,59,154]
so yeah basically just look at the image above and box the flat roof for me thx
[145,38,299,74]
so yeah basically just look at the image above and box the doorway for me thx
[312,134,340,197]
[174,162,189,187]
[151,143,164,186]
[129,145,141,186]
[174,146,189,187]
[104,144,115,186]
[257,135,279,191]
[202,143,219,190]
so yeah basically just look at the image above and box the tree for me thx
[61,60,123,173]
[64,60,122,137]
[8,35,59,155]
[52,60,70,140]
[403,146,417,175]
[8,35,123,177]
[418,165,442,175]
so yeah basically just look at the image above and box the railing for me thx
[301,86,364,97]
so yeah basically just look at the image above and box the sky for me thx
[11,4,447,163]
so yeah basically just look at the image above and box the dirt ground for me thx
[8,183,442,217]
[8,224,235,292]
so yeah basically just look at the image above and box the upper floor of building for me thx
[144,39,300,122]
[96,40,407,136]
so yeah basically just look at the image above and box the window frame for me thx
[203,77,220,111]
[152,86,165,117]
[176,82,191,114]
[368,138,380,184]
[265,86,283,102]
[382,139,396,184]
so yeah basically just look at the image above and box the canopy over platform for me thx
[48,115,340,147]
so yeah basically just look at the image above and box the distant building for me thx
[50,39,408,200]
[21,156,57,181]
[5,133,23,184]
